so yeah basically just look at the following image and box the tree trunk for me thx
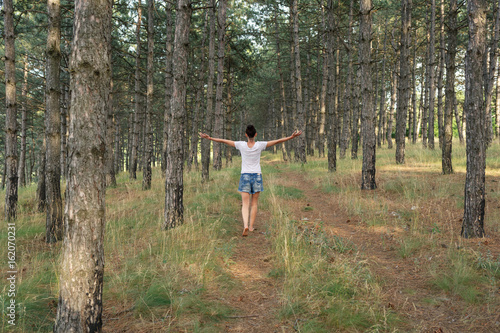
[164,0,191,230]
[395,0,412,164]
[45,0,63,243]
[462,0,487,238]
[201,0,216,183]
[318,2,327,158]
[274,12,288,161]
[188,11,208,172]
[351,70,361,159]
[36,142,46,212]
[107,79,117,188]
[213,0,227,170]
[340,0,354,158]
[326,0,337,171]
[130,1,142,180]
[437,0,445,148]
[18,56,28,188]
[377,30,387,148]
[114,117,120,174]
[496,58,500,141]
[427,0,436,149]
[162,3,174,175]
[225,64,233,166]
[143,0,154,190]
[442,0,457,175]
[60,87,69,178]
[411,39,418,144]
[292,0,306,163]
[484,0,500,145]
[4,0,18,221]
[359,0,376,189]
[387,60,397,149]
[54,0,112,330]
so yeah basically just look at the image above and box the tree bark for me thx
[496,57,500,141]
[4,0,18,221]
[427,0,437,149]
[18,56,29,188]
[377,30,387,148]
[274,12,289,161]
[484,0,500,145]
[387,60,397,149]
[143,0,154,190]
[201,0,216,183]
[164,0,192,230]
[340,0,354,158]
[225,63,233,166]
[45,0,63,243]
[462,0,487,238]
[359,0,376,189]
[437,0,445,148]
[54,0,112,330]
[395,0,412,164]
[292,0,306,163]
[326,0,336,171]
[213,0,227,170]
[442,0,457,175]
[130,1,142,179]
[36,142,46,212]
[162,3,174,175]
[318,1,327,158]
[106,79,117,188]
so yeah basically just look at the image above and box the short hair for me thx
[246,125,256,138]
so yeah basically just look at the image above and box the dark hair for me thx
[246,125,256,138]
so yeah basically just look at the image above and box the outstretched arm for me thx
[199,133,236,147]
[266,130,302,148]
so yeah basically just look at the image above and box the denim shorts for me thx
[238,173,264,194]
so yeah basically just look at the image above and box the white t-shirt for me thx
[234,141,268,174]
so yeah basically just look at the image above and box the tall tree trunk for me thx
[18,56,28,187]
[164,0,191,230]
[225,63,233,166]
[45,0,63,243]
[54,0,112,330]
[442,0,457,175]
[163,3,174,175]
[387,60,397,149]
[213,0,227,170]
[485,0,500,145]
[326,0,337,170]
[107,79,117,187]
[411,39,418,144]
[340,0,354,158]
[318,1,327,158]
[305,54,313,156]
[454,97,464,143]
[274,12,288,161]
[359,0,376,189]
[130,1,142,179]
[114,117,120,174]
[395,0,412,164]
[377,30,387,148]
[462,0,487,238]
[60,87,69,178]
[351,70,361,158]
[201,0,216,183]
[427,0,436,149]
[188,11,208,172]
[143,0,154,190]
[437,0,445,148]
[36,142,46,212]
[496,59,500,141]
[292,0,306,163]
[4,0,18,221]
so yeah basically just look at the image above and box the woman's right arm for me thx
[199,133,236,147]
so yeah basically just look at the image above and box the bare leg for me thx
[249,192,260,231]
[240,192,250,236]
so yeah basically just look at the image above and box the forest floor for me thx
[1,143,500,332]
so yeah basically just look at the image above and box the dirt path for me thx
[217,209,291,333]
[278,170,497,333]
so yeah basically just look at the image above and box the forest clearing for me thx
[1,143,499,332]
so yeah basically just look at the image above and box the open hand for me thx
[199,132,210,140]
[291,130,302,138]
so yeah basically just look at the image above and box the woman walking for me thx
[200,125,302,236]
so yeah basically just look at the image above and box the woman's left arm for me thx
[199,133,236,147]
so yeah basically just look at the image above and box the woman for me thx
[200,125,302,236]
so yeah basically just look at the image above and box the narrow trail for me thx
[277,170,495,333]
[217,210,290,333]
